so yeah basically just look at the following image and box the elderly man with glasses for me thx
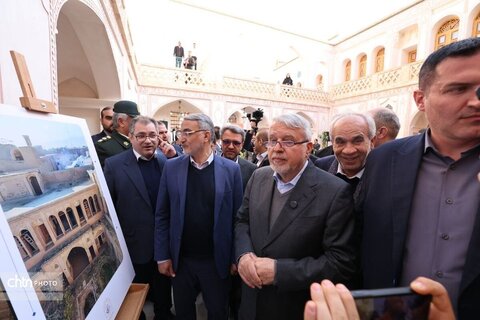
[155,114,243,320]
[235,113,356,320]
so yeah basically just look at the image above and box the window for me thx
[15,236,30,260]
[345,60,351,81]
[83,199,92,218]
[375,49,385,73]
[66,208,78,229]
[58,211,71,233]
[408,49,417,63]
[37,224,53,247]
[89,197,96,214]
[49,215,63,238]
[20,230,39,256]
[76,205,86,224]
[94,195,102,212]
[473,12,480,37]
[359,54,367,78]
[435,18,460,50]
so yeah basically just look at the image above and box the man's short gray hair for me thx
[183,113,215,143]
[369,108,400,139]
[220,124,246,141]
[271,114,312,141]
[330,112,376,140]
[112,113,129,129]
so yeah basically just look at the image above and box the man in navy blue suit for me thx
[359,38,480,318]
[155,113,243,319]
[104,116,172,319]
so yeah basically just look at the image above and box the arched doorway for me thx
[83,291,96,317]
[29,176,42,195]
[67,247,90,279]
[409,111,428,135]
[56,0,121,134]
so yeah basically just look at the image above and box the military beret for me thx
[113,100,140,116]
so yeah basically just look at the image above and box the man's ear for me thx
[414,90,426,112]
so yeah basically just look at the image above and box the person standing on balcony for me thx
[173,41,184,68]
[282,73,293,85]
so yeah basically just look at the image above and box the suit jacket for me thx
[237,157,256,191]
[314,155,337,174]
[104,149,166,264]
[359,133,480,318]
[154,155,243,279]
[253,154,270,167]
[94,130,132,168]
[235,163,356,320]
[91,130,108,143]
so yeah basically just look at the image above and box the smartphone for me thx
[351,287,432,320]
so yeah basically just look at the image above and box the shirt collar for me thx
[256,151,268,162]
[190,151,214,169]
[221,154,239,163]
[133,149,156,161]
[336,164,365,179]
[273,160,308,194]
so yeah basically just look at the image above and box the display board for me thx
[0,104,134,319]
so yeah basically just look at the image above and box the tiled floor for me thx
[143,295,209,320]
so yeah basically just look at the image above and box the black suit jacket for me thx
[314,155,337,174]
[237,157,256,191]
[104,149,166,264]
[359,133,480,318]
[235,163,356,319]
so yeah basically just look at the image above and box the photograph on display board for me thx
[0,105,133,319]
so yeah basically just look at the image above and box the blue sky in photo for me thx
[0,115,87,149]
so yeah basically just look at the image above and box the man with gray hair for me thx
[155,113,243,319]
[367,107,401,147]
[235,113,356,320]
[315,112,376,188]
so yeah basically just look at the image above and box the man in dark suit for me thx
[220,124,257,191]
[235,113,356,320]
[220,124,256,319]
[91,106,114,142]
[252,128,270,167]
[94,100,140,167]
[155,114,243,319]
[359,38,480,318]
[315,112,376,188]
[104,116,172,320]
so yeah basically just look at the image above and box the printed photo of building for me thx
[0,116,123,319]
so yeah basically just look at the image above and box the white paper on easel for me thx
[0,104,134,319]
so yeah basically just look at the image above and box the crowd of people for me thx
[89,37,480,319]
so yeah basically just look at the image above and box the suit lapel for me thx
[263,164,318,249]
[214,156,225,225]
[390,135,424,277]
[460,206,480,294]
[327,158,339,175]
[123,151,151,207]
[256,172,275,248]
[177,156,190,226]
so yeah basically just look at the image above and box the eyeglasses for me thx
[180,129,206,137]
[265,140,309,148]
[134,133,158,142]
[222,139,242,147]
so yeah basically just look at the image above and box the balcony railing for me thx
[138,61,422,105]
[138,65,331,105]
[330,61,422,100]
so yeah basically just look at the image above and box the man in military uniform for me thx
[94,100,140,167]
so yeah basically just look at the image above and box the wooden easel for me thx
[9,51,148,320]
[9,50,56,113]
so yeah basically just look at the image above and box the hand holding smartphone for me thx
[351,287,432,320]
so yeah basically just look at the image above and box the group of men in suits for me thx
[94,37,480,320]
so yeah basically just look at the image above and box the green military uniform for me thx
[94,129,131,167]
